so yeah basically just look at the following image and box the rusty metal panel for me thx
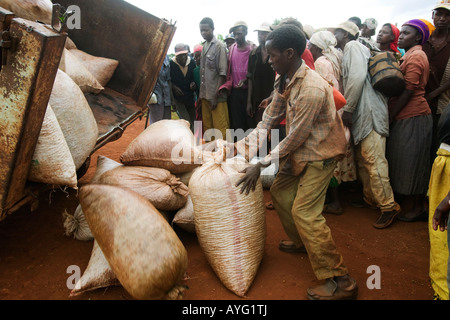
[56,0,176,107]
[0,17,66,221]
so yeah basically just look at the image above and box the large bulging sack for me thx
[0,0,52,24]
[97,166,189,211]
[189,153,266,297]
[49,69,98,170]
[59,49,104,94]
[79,184,188,300]
[63,156,122,241]
[28,104,78,189]
[69,49,119,87]
[120,119,202,174]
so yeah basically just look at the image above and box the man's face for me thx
[266,40,289,76]
[233,26,247,45]
[200,24,213,42]
[258,31,269,46]
[334,29,346,48]
[432,8,450,30]
[361,25,374,38]
[176,53,188,66]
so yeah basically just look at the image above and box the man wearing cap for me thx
[247,22,275,127]
[423,0,450,163]
[220,21,256,134]
[359,18,380,51]
[170,43,197,131]
[335,20,401,229]
[198,17,230,142]
[224,33,235,52]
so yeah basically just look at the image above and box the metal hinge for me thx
[1,30,16,66]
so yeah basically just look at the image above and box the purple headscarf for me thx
[402,19,431,45]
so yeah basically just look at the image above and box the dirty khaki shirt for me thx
[236,63,347,176]
[199,36,228,106]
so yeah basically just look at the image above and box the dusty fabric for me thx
[428,147,450,300]
[270,159,348,280]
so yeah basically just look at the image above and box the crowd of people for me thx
[147,1,450,300]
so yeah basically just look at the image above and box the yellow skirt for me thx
[428,147,450,300]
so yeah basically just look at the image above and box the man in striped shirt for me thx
[234,25,358,300]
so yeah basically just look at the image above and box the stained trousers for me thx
[270,159,348,280]
[354,130,399,212]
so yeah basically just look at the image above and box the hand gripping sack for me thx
[368,51,405,97]
[97,166,189,211]
[120,119,202,174]
[189,151,266,297]
[80,184,188,300]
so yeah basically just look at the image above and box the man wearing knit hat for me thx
[335,20,401,229]
[360,18,380,50]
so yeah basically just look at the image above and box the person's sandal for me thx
[307,277,358,300]
[278,240,307,253]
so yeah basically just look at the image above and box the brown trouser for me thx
[270,159,348,280]
[355,130,399,212]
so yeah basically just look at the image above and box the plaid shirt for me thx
[236,63,347,176]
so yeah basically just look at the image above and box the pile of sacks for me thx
[1,0,120,189]
[65,119,271,299]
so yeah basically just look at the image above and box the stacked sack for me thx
[1,0,120,190]
[67,120,266,299]
[67,120,198,300]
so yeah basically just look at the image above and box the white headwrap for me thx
[309,31,342,78]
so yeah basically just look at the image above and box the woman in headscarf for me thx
[386,19,433,222]
[308,31,357,215]
[376,23,402,60]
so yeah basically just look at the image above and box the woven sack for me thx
[59,49,104,94]
[120,119,202,174]
[368,51,405,97]
[97,166,189,211]
[28,104,78,189]
[69,240,119,297]
[63,156,122,241]
[172,195,195,233]
[80,184,188,300]
[69,49,119,87]
[49,69,98,170]
[0,0,52,24]
[189,151,266,297]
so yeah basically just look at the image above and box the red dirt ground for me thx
[0,117,433,301]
